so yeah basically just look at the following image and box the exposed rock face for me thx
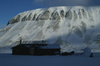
[0,28,11,32]
[27,13,33,20]
[22,13,33,21]
[51,11,60,20]
[81,9,87,18]
[84,34,92,45]
[47,20,60,32]
[7,17,16,25]
[73,11,78,21]
[73,26,83,37]
[94,35,100,45]
[88,10,94,21]
[78,9,82,19]
[60,10,65,18]
[32,14,37,21]
[22,16,28,21]
[7,7,97,25]
[35,20,45,27]
[36,14,42,21]
[65,10,72,20]
[8,15,21,25]
[34,30,44,39]
[40,10,50,20]
[14,15,21,23]
[80,21,86,33]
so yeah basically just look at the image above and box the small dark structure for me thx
[12,44,30,55]
[61,51,75,56]
[37,44,61,55]
[90,53,93,57]
[12,44,60,55]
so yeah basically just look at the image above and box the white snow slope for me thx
[0,6,100,52]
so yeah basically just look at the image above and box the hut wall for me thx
[37,49,60,55]
[29,49,34,55]
[12,46,30,55]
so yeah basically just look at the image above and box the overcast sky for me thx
[0,0,100,29]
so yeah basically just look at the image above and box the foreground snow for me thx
[0,52,100,66]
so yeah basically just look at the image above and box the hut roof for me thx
[40,44,60,49]
[12,44,60,49]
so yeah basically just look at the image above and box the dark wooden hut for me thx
[37,44,61,55]
[12,44,30,55]
[12,44,60,55]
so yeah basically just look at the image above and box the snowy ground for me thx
[0,49,100,66]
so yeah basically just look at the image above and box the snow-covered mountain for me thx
[0,6,100,52]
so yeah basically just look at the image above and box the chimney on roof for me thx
[20,36,22,45]
[20,39,22,45]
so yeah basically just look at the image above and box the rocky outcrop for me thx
[81,9,87,19]
[60,10,65,18]
[80,21,86,33]
[22,16,28,21]
[22,13,33,21]
[83,33,93,45]
[73,11,78,21]
[7,7,97,25]
[51,11,60,20]
[36,14,42,21]
[0,28,11,32]
[78,9,82,19]
[65,10,72,20]
[88,10,94,21]
[14,15,21,23]
[47,20,60,32]
[94,35,100,45]
[7,17,16,25]
[32,14,37,21]
[27,13,33,20]
[40,10,50,20]
[73,26,83,37]
[7,15,21,25]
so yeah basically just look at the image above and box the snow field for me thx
[0,52,100,66]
